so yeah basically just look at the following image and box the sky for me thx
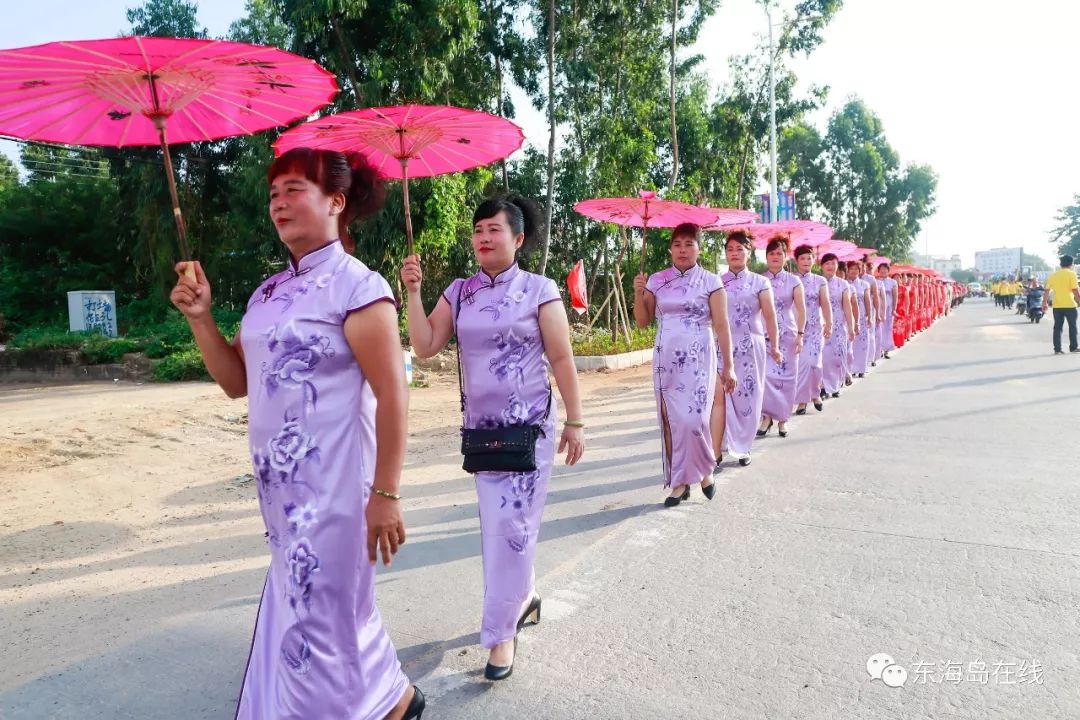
[2,0,1077,267]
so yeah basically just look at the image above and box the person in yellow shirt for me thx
[1042,255,1080,354]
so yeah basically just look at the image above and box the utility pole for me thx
[766,0,778,223]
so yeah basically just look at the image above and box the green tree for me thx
[0,154,18,193]
[1051,193,1080,258]
[126,0,208,37]
[0,175,136,331]
[779,98,937,258]
[1022,253,1050,272]
[229,0,293,46]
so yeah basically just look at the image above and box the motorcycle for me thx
[1027,290,1045,323]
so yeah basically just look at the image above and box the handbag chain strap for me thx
[453,280,552,428]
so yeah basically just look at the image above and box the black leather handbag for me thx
[454,285,549,474]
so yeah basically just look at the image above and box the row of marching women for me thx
[170,150,958,717]
[632,224,956,507]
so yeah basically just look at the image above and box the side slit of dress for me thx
[658,392,675,487]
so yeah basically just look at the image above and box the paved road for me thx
[5,298,1079,719]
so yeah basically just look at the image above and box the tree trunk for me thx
[736,131,753,209]
[330,15,362,105]
[668,0,679,189]
[538,0,556,277]
[486,0,510,190]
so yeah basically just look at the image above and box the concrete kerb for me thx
[573,349,652,372]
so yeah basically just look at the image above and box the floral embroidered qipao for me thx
[720,269,770,455]
[443,263,561,650]
[646,265,722,487]
[236,241,407,720]
[762,269,800,422]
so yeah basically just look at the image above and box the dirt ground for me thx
[0,365,652,691]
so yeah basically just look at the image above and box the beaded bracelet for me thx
[373,488,401,501]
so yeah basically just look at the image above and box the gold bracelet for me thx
[372,488,401,501]
[564,420,585,428]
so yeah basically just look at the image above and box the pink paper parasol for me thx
[574,191,720,272]
[817,240,857,258]
[711,219,833,249]
[0,36,338,263]
[274,105,525,254]
[701,208,757,228]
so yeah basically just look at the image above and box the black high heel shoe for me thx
[756,419,774,437]
[713,456,724,474]
[778,424,789,438]
[663,486,691,507]
[404,686,426,719]
[795,405,807,416]
[516,594,542,632]
[739,455,752,466]
[702,481,716,500]
[813,399,824,412]
[831,391,841,398]
[485,637,517,681]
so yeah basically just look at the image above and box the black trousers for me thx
[1052,308,1078,352]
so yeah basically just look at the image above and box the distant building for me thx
[975,247,1023,277]
[911,253,962,275]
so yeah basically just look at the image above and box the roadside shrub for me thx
[80,335,142,364]
[570,326,656,356]
[152,347,209,382]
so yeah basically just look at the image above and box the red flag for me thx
[567,260,588,315]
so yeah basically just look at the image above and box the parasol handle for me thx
[153,115,196,282]
[638,220,649,275]
[401,159,414,256]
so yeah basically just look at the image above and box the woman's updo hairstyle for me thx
[671,223,702,245]
[473,193,545,253]
[267,147,385,254]
[819,253,838,266]
[725,228,754,250]
[765,234,791,256]
[794,244,813,259]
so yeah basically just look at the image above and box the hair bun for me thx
[345,152,385,221]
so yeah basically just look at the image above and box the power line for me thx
[1,135,219,167]
[22,160,109,173]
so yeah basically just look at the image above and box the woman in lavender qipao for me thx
[861,256,882,365]
[713,229,782,468]
[876,262,898,359]
[401,194,585,681]
[846,259,874,379]
[170,148,424,720]
[758,236,805,439]
[633,223,737,507]
[793,245,831,415]
[819,253,856,399]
